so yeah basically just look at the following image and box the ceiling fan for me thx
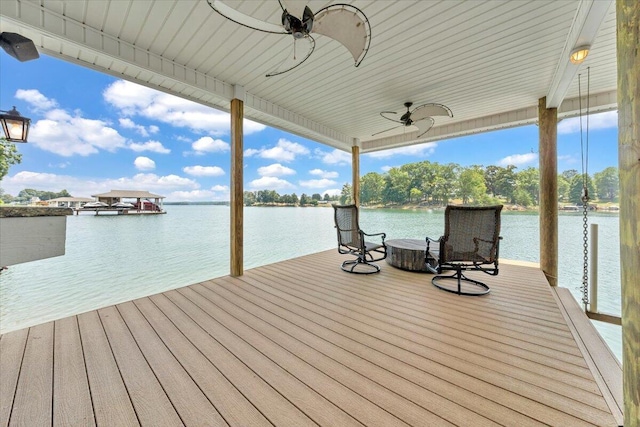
[206,0,371,77]
[373,102,453,137]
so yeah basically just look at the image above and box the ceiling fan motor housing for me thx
[282,6,314,39]
[400,103,413,124]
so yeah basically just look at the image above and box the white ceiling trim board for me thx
[546,0,613,109]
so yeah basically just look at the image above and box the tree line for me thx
[1,161,619,208]
[243,190,339,206]
[0,188,72,204]
[244,161,619,207]
[354,162,618,207]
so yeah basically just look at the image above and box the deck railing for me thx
[585,223,622,326]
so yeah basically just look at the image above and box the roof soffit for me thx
[0,0,618,153]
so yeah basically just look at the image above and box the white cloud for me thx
[48,162,71,169]
[192,136,230,154]
[498,152,538,167]
[124,173,198,190]
[322,188,342,197]
[315,148,351,165]
[15,89,57,110]
[245,138,309,162]
[11,91,174,158]
[558,111,617,134]
[365,142,437,159]
[134,156,156,171]
[128,140,170,154]
[119,118,137,128]
[167,190,216,202]
[2,171,75,195]
[119,118,159,137]
[381,165,393,172]
[29,109,127,157]
[166,185,229,202]
[103,80,266,136]
[309,168,338,179]
[299,178,337,188]
[183,165,225,176]
[2,171,199,198]
[257,163,296,177]
[248,176,295,190]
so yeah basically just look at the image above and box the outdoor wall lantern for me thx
[0,32,38,142]
[0,107,31,143]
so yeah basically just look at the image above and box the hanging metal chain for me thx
[578,68,590,308]
[581,190,589,307]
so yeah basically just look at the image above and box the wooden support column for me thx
[230,97,243,277]
[538,96,558,286]
[617,1,640,425]
[352,145,360,207]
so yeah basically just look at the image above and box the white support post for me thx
[589,223,598,314]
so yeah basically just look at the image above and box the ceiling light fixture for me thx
[570,45,590,64]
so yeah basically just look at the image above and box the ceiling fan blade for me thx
[380,111,403,124]
[410,103,453,122]
[414,117,436,137]
[207,0,288,34]
[372,124,403,137]
[302,6,314,32]
[312,4,371,66]
[266,35,315,77]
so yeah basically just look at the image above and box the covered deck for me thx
[0,250,622,426]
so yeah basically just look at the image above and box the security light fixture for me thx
[570,45,590,64]
[0,107,31,143]
[0,32,39,62]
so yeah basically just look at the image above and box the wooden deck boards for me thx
[0,250,622,426]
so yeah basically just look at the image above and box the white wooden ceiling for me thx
[0,0,617,153]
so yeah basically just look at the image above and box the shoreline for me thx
[11,201,619,213]
[236,202,621,213]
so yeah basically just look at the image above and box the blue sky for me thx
[1,54,619,202]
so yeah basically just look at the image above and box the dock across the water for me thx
[75,207,166,215]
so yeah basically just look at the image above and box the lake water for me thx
[0,205,622,361]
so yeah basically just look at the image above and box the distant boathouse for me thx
[47,197,94,209]
[78,190,166,215]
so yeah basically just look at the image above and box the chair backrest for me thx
[442,205,502,263]
[333,204,362,248]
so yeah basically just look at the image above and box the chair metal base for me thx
[341,258,381,274]
[431,270,490,296]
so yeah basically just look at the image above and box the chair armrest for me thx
[363,232,386,247]
[362,231,386,239]
[472,236,501,263]
[425,236,442,255]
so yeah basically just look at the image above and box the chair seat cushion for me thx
[449,251,491,263]
[364,241,384,251]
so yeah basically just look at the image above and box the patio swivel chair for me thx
[426,205,502,295]
[333,204,387,274]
